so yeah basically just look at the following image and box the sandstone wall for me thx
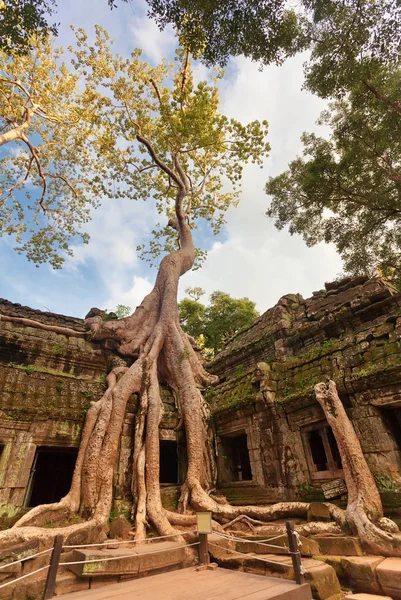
[0,299,183,520]
[208,277,401,508]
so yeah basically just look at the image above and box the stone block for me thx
[343,595,392,600]
[304,561,342,600]
[109,515,132,540]
[69,541,187,578]
[341,556,384,594]
[307,503,331,522]
[312,536,363,556]
[376,557,401,599]
[54,573,90,595]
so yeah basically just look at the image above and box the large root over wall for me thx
[315,380,401,556]
[1,185,400,557]
[0,169,319,550]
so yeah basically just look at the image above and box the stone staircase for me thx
[208,531,401,600]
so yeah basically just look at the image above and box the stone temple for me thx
[0,274,400,525]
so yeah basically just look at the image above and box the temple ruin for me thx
[0,275,400,528]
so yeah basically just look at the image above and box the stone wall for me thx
[2,276,401,518]
[0,299,185,521]
[208,276,401,508]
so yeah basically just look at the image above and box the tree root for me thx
[315,380,401,556]
[0,314,84,337]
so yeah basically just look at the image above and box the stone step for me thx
[68,541,191,578]
[234,535,319,557]
[208,537,342,600]
[311,535,363,556]
[316,555,401,600]
[343,595,393,600]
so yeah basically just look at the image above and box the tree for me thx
[0,0,130,56]
[315,380,401,556]
[265,68,401,287]
[0,0,57,55]
[146,0,304,67]
[0,35,104,268]
[1,28,281,547]
[179,289,259,358]
[146,1,401,110]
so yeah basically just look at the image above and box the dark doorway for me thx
[308,429,328,471]
[220,434,252,482]
[302,422,343,478]
[159,440,179,484]
[382,408,401,451]
[26,447,78,507]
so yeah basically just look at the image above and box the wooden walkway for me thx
[57,567,312,600]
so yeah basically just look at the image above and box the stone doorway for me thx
[302,421,343,481]
[25,446,78,507]
[219,433,252,483]
[159,440,180,484]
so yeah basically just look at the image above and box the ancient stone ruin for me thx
[0,275,401,598]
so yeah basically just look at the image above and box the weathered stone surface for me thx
[312,536,363,556]
[340,556,385,595]
[109,515,132,540]
[54,573,90,595]
[68,541,189,577]
[307,503,331,522]
[304,561,342,600]
[343,595,392,600]
[376,557,401,599]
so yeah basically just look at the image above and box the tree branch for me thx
[136,134,181,187]
[20,134,47,212]
[363,80,401,117]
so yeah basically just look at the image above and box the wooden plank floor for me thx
[57,567,312,600]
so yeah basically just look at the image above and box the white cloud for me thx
[179,53,343,312]
[129,16,176,64]
[105,275,153,312]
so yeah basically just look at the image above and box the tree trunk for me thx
[315,380,401,556]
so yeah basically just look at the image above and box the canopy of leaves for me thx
[146,0,305,67]
[1,28,269,267]
[304,0,401,99]
[69,27,269,266]
[179,288,259,357]
[266,68,401,287]
[0,36,103,267]
[0,0,57,55]
[146,0,401,100]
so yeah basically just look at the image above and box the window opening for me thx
[327,428,342,469]
[308,429,328,471]
[26,447,78,507]
[159,440,179,484]
[220,434,252,482]
[303,422,343,478]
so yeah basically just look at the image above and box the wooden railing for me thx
[0,519,304,598]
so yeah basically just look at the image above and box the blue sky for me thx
[0,0,343,318]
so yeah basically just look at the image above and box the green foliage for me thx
[206,373,254,413]
[266,67,401,287]
[1,28,269,267]
[108,508,131,523]
[55,379,63,392]
[303,0,401,99]
[0,35,105,267]
[146,0,305,67]
[374,472,395,492]
[81,390,94,400]
[24,365,34,375]
[50,343,63,356]
[115,304,132,319]
[0,0,57,55]
[179,289,259,357]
